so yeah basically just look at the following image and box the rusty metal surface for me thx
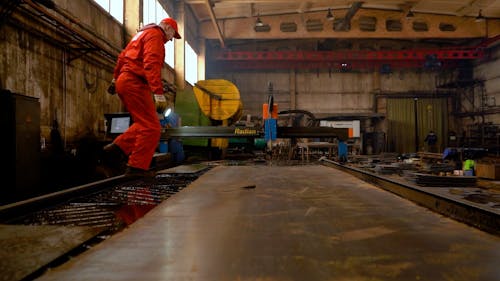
[36,165,500,281]
[157,164,210,174]
[0,225,103,281]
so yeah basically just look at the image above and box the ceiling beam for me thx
[199,10,498,40]
[297,1,312,14]
[204,0,225,48]
[455,0,483,16]
[336,1,363,31]
[187,0,309,3]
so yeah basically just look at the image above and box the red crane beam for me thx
[215,60,461,70]
[212,36,498,70]
[214,48,484,62]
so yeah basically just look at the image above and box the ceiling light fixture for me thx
[475,9,485,22]
[405,9,414,19]
[326,8,334,21]
[255,16,264,27]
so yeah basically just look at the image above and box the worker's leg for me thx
[115,73,161,170]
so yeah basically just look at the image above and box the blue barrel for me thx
[169,139,185,163]
[159,141,168,153]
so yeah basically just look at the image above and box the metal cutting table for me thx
[296,141,336,161]
[34,164,500,281]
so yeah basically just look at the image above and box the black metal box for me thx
[0,90,40,204]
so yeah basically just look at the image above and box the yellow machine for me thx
[193,79,243,150]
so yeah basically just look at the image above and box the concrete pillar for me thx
[372,69,381,113]
[174,1,185,90]
[123,0,141,42]
[198,39,206,81]
[372,69,380,92]
[289,69,296,110]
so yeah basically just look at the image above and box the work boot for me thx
[103,143,127,164]
[102,143,128,175]
[124,166,156,181]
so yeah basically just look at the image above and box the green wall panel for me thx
[174,89,211,146]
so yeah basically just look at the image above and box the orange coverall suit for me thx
[112,24,167,170]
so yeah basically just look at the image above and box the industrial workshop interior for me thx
[1,0,499,280]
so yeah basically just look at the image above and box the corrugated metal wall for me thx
[387,98,448,154]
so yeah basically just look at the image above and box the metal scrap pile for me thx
[412,173,477,187]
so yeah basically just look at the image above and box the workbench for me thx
[296,142,336,162]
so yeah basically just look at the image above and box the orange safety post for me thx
[262,103,278,119]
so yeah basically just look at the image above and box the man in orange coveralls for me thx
[104,18,181,178]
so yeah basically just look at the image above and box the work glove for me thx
[107,79,116,95]
[153,94,168,114]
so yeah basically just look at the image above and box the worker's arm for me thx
[142,29,166,96]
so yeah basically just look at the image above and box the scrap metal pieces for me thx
[413,173,477,187]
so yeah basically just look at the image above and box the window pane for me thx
[93,0,122,23]
[94,0,108,10]
[143,0,156,24]
[165,43,174,67]
[156,1,168,22]
[110,1,123,23]
[185,42,198,85]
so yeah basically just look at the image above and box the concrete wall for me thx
[211,67,436,119]
[456,44,500,148]
[0,0,179,149]
[473,44,500,126]
[0,0,124,147]
[207,38,445,122]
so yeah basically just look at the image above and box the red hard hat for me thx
[161,18,181,39]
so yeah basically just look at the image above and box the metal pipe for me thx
[414,97,419,152]
[23,0,120,60]
[63,47,67,148]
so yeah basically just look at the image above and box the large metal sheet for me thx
[35,165,500,281]
[157,164,210,174]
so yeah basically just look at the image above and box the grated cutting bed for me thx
[5,170,209,231]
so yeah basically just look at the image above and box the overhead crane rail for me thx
[215,49,485,62]
[213,36,500,70]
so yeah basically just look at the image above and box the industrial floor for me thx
[35,165,500,281]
